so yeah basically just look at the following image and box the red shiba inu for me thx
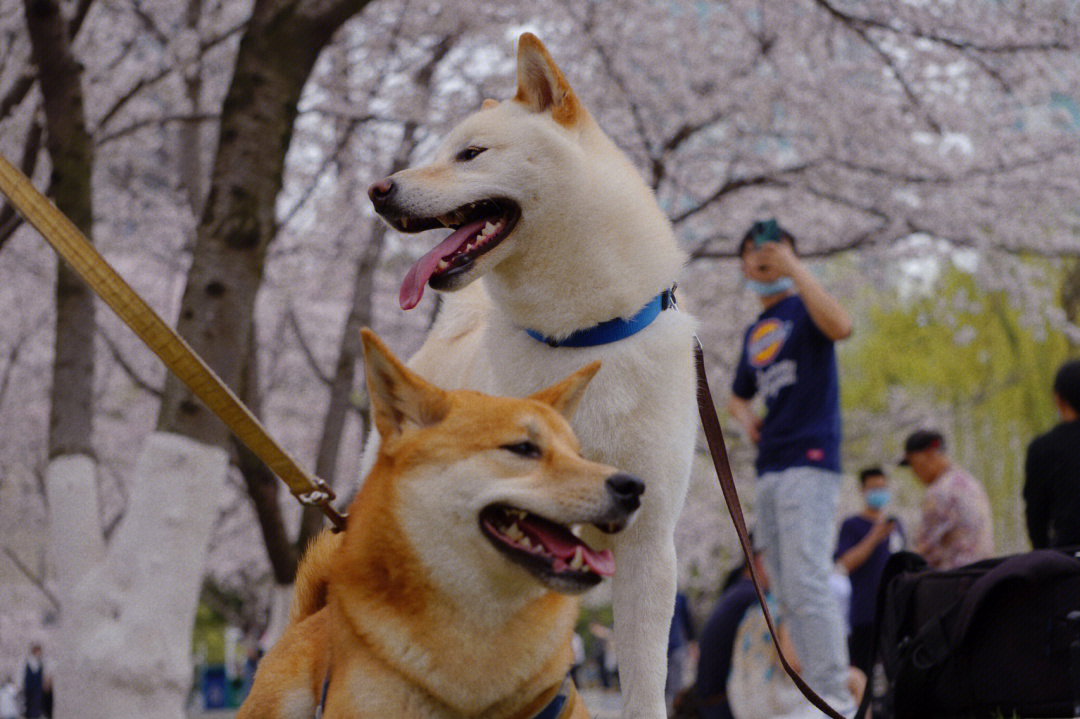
[239,329,643,718]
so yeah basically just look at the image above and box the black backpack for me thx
[858,548,1080,719]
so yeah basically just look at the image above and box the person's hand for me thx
[869,518,896,544]
[753,241,800,278]
[740,415,762,444]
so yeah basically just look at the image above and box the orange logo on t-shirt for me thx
[747,318,791,368]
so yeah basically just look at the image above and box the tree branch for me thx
[670,160,821,226]
[810,0,941,132]
[284,306,333,386]
[92,18,247,132]
[277,117,360,229]
[0,0,98,122]
[2,546,61,611]
[99,330,163,397]
[811,0,1075,55]
[0,115,42,252]
[94,112,220,146]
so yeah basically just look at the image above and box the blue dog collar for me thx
[525,287,676,348]
[531,675,576,719]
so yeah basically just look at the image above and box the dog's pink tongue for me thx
[399,218,488,310]
[527,524,616,577]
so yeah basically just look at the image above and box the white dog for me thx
[366,34,698,718]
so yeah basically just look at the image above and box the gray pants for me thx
[756,466,855,716]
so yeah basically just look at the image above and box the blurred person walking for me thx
[1024,359,1080,549]
[21,643,44,719]
[834,467,905,674]
[727,218,855,716]
[0,674,18,719]
[902,430,994,569]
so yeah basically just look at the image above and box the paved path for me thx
[580,687,622,718]
[189,688,624,719]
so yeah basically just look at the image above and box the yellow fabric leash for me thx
[0,152,347,532]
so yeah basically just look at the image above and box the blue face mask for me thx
[865,488,891,510]
[747,277,794,297]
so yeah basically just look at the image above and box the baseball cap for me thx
[898,429,944,465]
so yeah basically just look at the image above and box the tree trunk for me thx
[178,0,206,218]
[157,0,374,445]
[49,434,227,719]
[23,0,95,459]
[151,0,374,613]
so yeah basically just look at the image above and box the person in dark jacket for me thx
[667,591,697,711]
[694,549,769,719]
[22,643,44,719]
[1024,359,1080,548]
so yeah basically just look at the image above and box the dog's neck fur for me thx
[483,122,686,339]
[330,462,579,718]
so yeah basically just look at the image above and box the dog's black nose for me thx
[368,178,396,212]
[606,473,645,512]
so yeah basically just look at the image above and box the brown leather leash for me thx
[0,152,347,532]
[694,338,846,719]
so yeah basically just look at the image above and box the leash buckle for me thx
[297,476,336,505]
[297,477,349,533]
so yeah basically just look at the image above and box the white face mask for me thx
[747,277,794,297]
[865,488,891,510]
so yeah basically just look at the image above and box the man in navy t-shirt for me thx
[834,467,905,675]
[727,219,854,714]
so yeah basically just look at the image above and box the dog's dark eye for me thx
[456,146,486,162]
[501,441,542,458]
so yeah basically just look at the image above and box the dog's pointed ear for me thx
[529,360,601,419]
[361,328,450,438]
[514,33,582,127]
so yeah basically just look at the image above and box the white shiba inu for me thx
[367,34,699,719]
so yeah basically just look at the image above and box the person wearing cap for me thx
[833,467,905,674]
[1023,359,1080,549]
[727,219,854,715]
[901,430,994,570]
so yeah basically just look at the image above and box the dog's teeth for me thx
[505,523,525,541]
[436,259,449,271]
[569,546,585,570]
[400,217,409,230]
[519,536,532,549]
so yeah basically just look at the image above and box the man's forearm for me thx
[837,532,881,574]
[727,395,759,442]
[790,264,852,341]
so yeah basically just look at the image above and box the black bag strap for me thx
[939,549,1078,650]
[853,551,927,719]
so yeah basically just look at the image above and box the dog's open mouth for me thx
[479,504,615,592]
[397,198,521,310]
